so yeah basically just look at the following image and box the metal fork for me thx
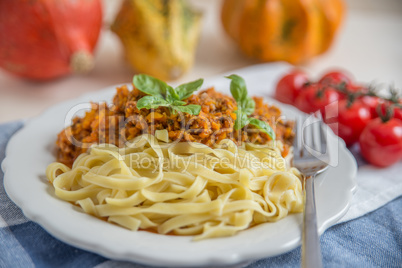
[293,114,330,268]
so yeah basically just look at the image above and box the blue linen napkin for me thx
[1,121,401,268]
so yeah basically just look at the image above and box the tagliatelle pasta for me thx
[46,134,303,240]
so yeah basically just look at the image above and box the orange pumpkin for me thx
[221,0,345,64]
[0,0,102,80]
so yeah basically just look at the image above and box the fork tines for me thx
[294,113,329,162]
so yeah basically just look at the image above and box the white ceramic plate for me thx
[3,63,357,267]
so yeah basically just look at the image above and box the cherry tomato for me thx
[319,70,352,87]
[338,84,359,99]
[325,99,372,147]
[346,84,366,93]
[360,95,382,118]
[394,105,402,120]
[294,84,341,117]
[339,84,381,118]
[359,118,402,167]
[378,101,402,120]
[390,100,402,120]
[274,70,309,104]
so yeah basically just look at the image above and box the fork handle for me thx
[302,175,323,268]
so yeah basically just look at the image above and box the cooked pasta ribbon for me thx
[46,134,303,240]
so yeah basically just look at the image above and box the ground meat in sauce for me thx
[56,85,295,167]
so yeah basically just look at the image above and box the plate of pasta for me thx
[3,63,357,267]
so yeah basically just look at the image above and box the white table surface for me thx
[1,0,401,123]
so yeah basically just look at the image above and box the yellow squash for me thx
[112,0,202,81]
[221,0,345,64]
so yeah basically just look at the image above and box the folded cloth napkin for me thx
[1,121,401,268]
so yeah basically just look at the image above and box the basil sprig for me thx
[226,74,276,141]
[133,74,203,115]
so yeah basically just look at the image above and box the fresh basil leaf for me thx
[172,100,187,106]
[175,78,204,100]
[136,96,170,110]
[166,85,180,102]
[172,104,202,115]
[248,118,276,140]
[133,74,167,97]
[234,110,249,130]
[226,74,247,104]
[242,97,255,116]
